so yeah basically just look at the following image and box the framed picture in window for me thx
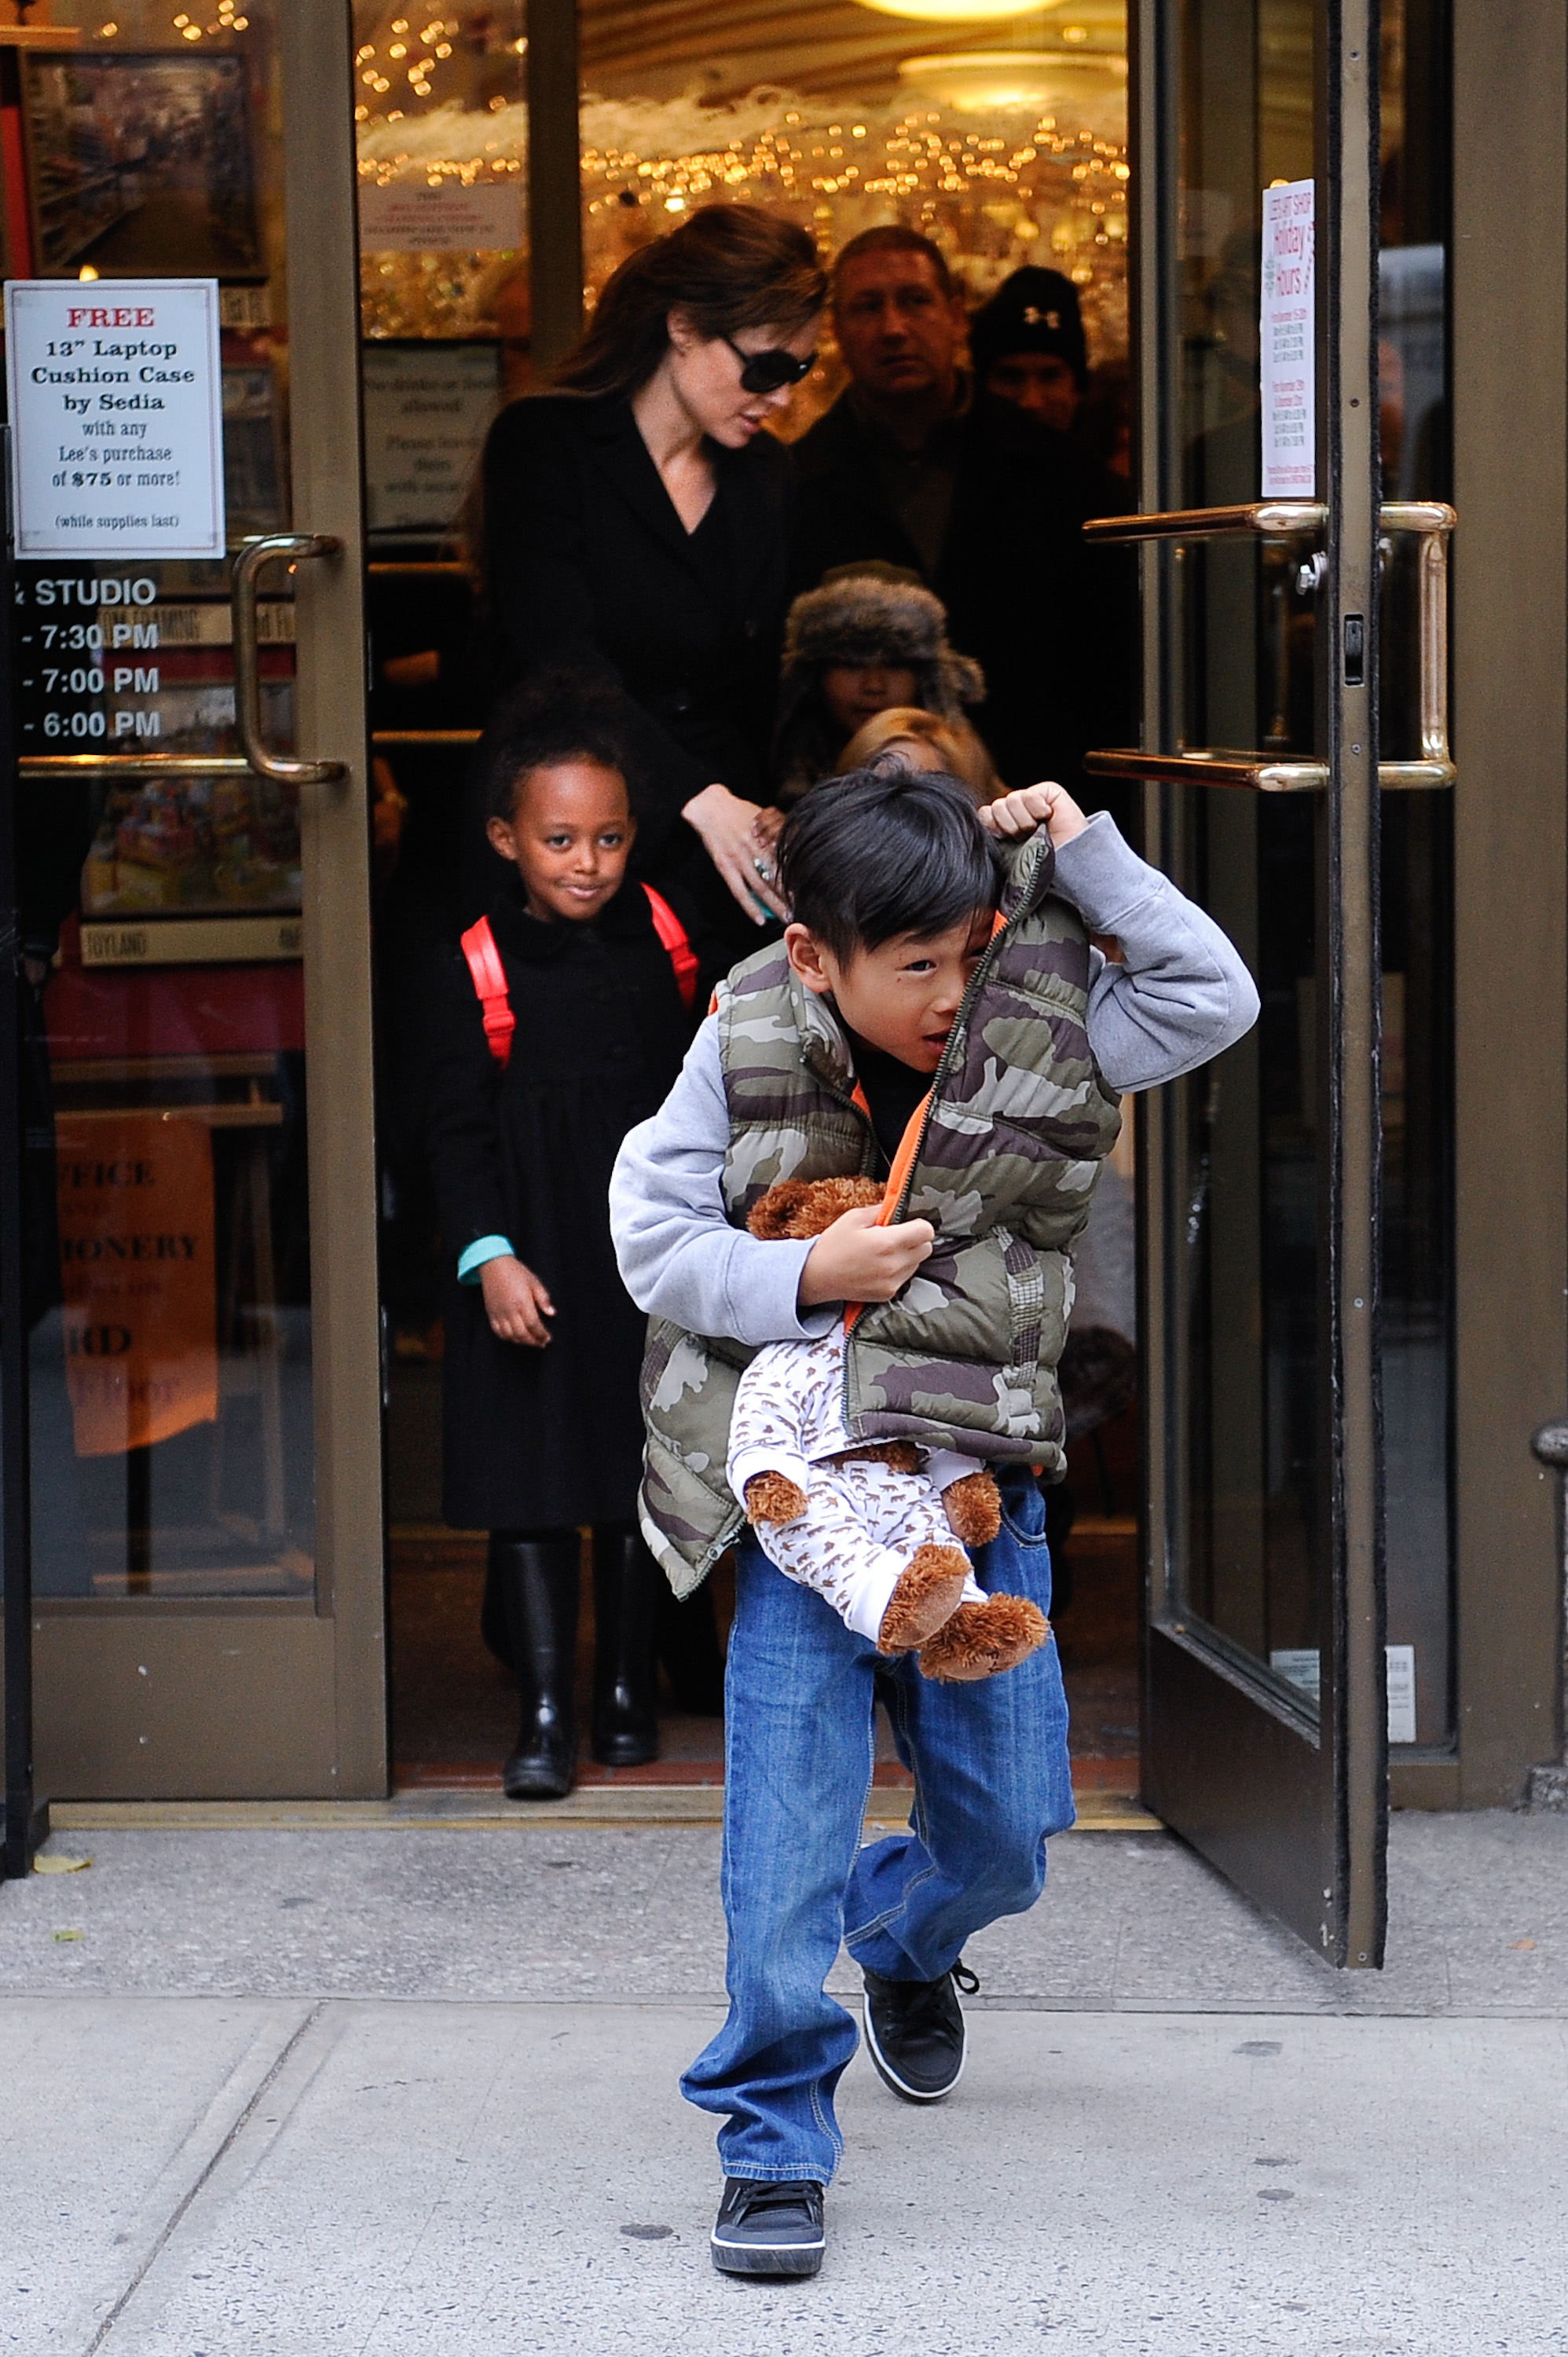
[20,50,261,279]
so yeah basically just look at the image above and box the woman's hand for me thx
[751,804,786,853]
[797,1205,936,1309]
[979,780,1089,849]
[682,782,789,923]
[480,1255,555,1347]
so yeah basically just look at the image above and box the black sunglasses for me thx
[723,334,816,395]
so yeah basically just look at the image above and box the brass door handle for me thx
[233,533,346,784]
[1375,503,1456,789]
[1083,750,1328,794]
[20,753,252,778]
[1082,500,1456,793]
[1083,500,1328,544]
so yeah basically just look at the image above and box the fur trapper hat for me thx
[781,563,985,709]
[773,563,986,800]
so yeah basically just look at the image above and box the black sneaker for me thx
[710,2177,826,2277]
[861,1959,978,2102]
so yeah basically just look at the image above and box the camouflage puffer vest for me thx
[638,828,1123,1594]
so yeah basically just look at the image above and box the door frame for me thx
[285,0,385,1799]
[1441,0,1568,1809]
[1123,0,1387,1961]
[29,0,387,1800]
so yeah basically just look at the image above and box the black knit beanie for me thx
[969,266,1088,387]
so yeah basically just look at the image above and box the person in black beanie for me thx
[790,228,1135,818]
[969,264,1090,435]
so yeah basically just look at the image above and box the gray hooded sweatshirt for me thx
[610,812,1258,1349]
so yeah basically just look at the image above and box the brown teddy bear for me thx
[727,1176,1049,1682]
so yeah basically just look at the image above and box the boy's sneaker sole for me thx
[711,2179,826,2277]
[710,2234,824,2278]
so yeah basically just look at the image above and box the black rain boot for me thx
[492,1531,581,1800]
[591,1524,661,1767]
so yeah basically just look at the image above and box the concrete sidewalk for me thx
[5,1812,1568,2354]
[5,1806,1566,2010]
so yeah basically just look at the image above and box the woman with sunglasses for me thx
[473,205,826,940]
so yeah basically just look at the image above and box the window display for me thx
[354,2,1130,429]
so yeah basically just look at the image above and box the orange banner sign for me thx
[56,1111,219,1457]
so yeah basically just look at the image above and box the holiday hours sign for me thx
[1259,180,1316,497]
[4,278,225,559]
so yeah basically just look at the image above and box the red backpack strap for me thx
[643,884,698,1012]
[459,915,515,1068]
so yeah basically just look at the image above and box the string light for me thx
[357,48,1127,347]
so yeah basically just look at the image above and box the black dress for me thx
[425,874,699,1532]
[470,392,794,933]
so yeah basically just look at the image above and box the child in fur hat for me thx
[771,560,1001,806]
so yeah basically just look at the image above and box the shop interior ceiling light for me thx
[899,47,1126,110]
[854,0,1057,21]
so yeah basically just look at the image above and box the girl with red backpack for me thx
[426,681,712,1798]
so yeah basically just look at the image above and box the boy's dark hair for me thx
[776,764,1003,961]
[485,674,635,823]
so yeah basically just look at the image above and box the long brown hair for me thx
[553,203,826,399]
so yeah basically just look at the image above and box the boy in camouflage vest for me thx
[610,765,1258,2276]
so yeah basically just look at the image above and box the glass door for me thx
[9,2,383,1798]
[1092,0,1454,1961]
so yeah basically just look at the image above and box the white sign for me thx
[1259,179,1316,497]
[4,278,225,560]
[361,342,501,533]
[358,181,523,253]
[1269,1644,1419,1743]
[1270,1648,1321,1706]
[1384,1644,1417,1746]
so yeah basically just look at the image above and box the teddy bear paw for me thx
[876,1544,972,1655]
[743,1469,809,1526]
[746,1175,885,1240]
[941,1469,1002,1546]
[917,1595,1048,1682]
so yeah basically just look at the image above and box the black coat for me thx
[474,392,794,911]
[425,874,699,1532]
[789,389,1136,811]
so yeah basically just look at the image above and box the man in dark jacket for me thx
[790,227,1134,810]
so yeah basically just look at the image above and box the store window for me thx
[352,2,1132,423]
[12,4,316,1605]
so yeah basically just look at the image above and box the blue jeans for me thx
[682,1468,1072,2183]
